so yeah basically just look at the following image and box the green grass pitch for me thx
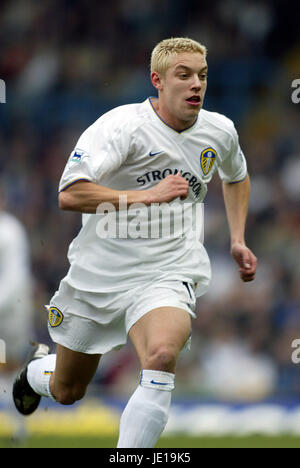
[1,434,300,448]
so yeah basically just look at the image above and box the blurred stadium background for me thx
[0,0,300,448]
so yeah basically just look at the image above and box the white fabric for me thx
[0,212,33,360]
[47,278,196,355]
[57,98,247,296]
[139,369,175,391]
[27,354,56,400]
[117,370,175,448]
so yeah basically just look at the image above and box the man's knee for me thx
[144,344,178,372]
[52,382,86,406]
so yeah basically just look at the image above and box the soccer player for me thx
[0,193,34,371]
[0,191,34,439]
[13,37,257,448]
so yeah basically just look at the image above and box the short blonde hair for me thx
[151,37,207,76]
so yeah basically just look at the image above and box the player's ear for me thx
[151,71,163,91]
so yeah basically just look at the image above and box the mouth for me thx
[186,95,201,107]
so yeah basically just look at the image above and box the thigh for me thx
[129,306,191,370]
[52,344,101,391]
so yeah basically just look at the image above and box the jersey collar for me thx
[147,97,199,135]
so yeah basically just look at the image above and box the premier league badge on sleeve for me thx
[200,147,217,175]
[68,149,88,168]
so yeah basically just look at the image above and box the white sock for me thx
[27,354,56,400]
[117,369,175,448]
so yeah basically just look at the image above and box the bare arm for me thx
[222,174,257,282]
[58,173,189,213]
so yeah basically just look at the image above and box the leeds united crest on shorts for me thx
[47,307,64,328]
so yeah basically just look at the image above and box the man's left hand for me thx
[231,242,257,282]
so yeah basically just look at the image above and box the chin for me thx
[186,108,201,119]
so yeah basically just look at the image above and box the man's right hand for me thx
[147,173,189,204]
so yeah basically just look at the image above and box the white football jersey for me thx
[59,98,247,296]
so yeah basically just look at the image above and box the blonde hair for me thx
[151,37,207,76]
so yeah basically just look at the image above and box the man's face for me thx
[152,52,208,130]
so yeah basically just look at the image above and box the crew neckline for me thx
[147,97,199,135]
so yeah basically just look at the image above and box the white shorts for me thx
[46,279,196,355]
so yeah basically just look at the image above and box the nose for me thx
[191,74,201,91]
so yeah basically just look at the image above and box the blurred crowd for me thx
[0,0,299,401]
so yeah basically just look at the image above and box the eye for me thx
[179,73,188,79]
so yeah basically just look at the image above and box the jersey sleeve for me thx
[217,123,247,184]
[59,117,130,192]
